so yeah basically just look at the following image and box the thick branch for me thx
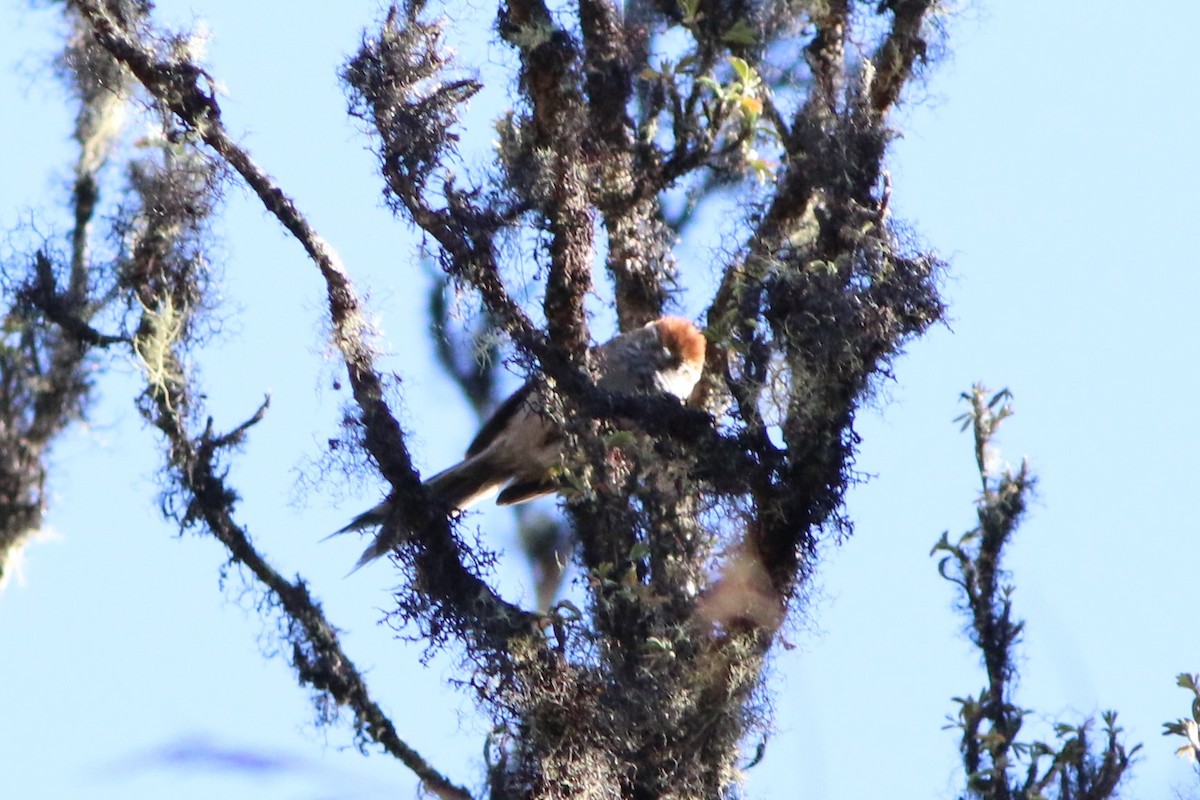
[869,0,934,116]
[805,0,849,115]
[499,0,593,354]
[544,157,594,355]
[580,0,673,329]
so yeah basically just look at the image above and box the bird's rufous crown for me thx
[654,316,706,367]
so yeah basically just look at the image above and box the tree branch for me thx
[580,0,674,329]
[70,1,537,779]
[869,0,934,116]
[152,394,471,800]
[936,386,1135,800]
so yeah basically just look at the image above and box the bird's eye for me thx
[661,345,675,362]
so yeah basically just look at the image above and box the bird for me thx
[332,316,707,569]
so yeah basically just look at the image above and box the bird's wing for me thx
[496,476,558,506]
[465,381,536,457]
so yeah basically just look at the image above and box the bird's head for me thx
[594,316,707,400]
[648,316,706,400]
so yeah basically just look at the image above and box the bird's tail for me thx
[328,453,509,570]
[327,501,390,536]
[423,453,509,511]
[351,529,403,573]
[321,501,402,573]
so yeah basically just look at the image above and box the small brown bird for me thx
[333,316,707,569]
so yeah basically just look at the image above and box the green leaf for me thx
[679,0,702,24]
[644,636,674,653]
[987,388,1009,409]
[606,429,637,448]
[723,20,758,45]
[696,75,724,98]
[639,65,663,81]
[728,56,753,83]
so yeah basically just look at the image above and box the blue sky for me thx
[1,1,1197,799]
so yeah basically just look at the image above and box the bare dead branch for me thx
[72,0,540,641]
[151,393,472,800]
[66,4,539,791]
